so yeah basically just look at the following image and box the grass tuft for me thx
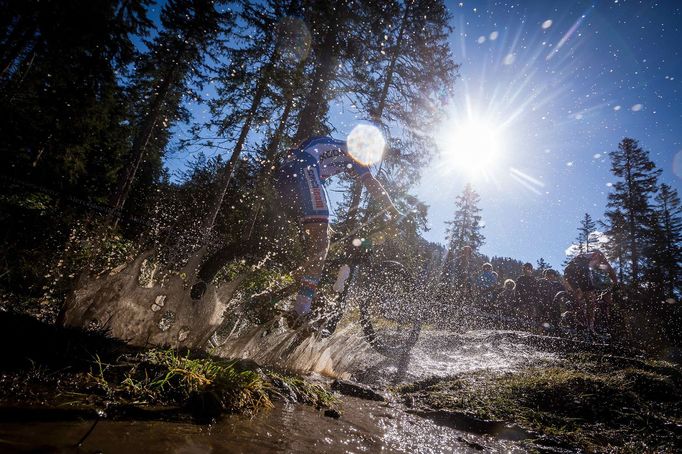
[91,349,273,415]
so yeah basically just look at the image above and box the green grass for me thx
[92,349,272,414]
[90,349,339,417]
[0,312,337,421]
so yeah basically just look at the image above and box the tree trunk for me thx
[0,23,35,79]
[263,58,307,175]
[201,57,277,235]
[624,150,639,285]
[292,17,341,143]
[345,0,413,232]
[109,66,176,226]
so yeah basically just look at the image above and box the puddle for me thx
[0,397,524,453]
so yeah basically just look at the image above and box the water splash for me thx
[216,323,382,379]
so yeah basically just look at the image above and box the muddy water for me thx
[0,328,553,452]
[0,397,524,453]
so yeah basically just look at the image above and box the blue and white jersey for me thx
[286,136,371,181]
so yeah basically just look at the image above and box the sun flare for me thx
[437,118,503,178]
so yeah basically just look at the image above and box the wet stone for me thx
[271,377,298,402]
[324,408,341,419]
[188,390,223,421]
[151,295,166,312]
[331,380,385,402]
[178,327,190,342]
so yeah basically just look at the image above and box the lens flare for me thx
[673,150,682,179]
[276,17,311,64]
[346,124,385,166]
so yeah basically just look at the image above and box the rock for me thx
[187,390,223,421]
[331,379,385,401]
[270,377,298,403]
[324,408,341,419]
[456,436,485,451]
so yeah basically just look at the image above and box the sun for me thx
[437,117,504,179]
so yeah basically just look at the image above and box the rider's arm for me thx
[592,252,618,283]
[360,173,401,219]
[603,261,618,283]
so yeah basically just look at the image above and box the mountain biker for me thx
[191,135,402,326]
[275,136,402,324]
[563,249,617,336]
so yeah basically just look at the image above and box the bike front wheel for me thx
[357,260,421,358]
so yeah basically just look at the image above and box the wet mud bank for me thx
[395,347,682,452]
[0,311,337,425]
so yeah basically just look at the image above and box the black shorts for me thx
[564,260,592,292]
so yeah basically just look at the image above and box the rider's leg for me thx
[584,291,598,334]
[565,280,588,331]
[292,221,329,316]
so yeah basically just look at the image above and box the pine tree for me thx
[575,213,598,254]
[340,0,458,232]
[0,0,153,208]
[442,184,485,276]
[110,0,235,225]
[200,0,308,234]
[603,138,661,285]
[601,210,628,282]
[536,258,550,274]
[649,184,682,298]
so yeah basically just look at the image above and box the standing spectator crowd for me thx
[443,247,618,337]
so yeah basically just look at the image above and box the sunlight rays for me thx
[432,4,600,196]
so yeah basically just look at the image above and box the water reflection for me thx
[0,398,523,453]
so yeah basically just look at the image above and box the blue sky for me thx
[414,0,682,268]
[165,0,682,270]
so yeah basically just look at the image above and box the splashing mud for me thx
[216,323,383,380]
[216,322,557,386]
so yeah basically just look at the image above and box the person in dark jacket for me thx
[515,263,539,329]
[537,269,566,331]
[496,278,518,328]
[564,250,617,335]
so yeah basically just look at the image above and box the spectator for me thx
[537,269,565,331]
[474,263,499,311]
[496,278,518,328]
[564,249,617,336]
[515,262,540,328]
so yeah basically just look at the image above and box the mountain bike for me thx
[208,210,422,359]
